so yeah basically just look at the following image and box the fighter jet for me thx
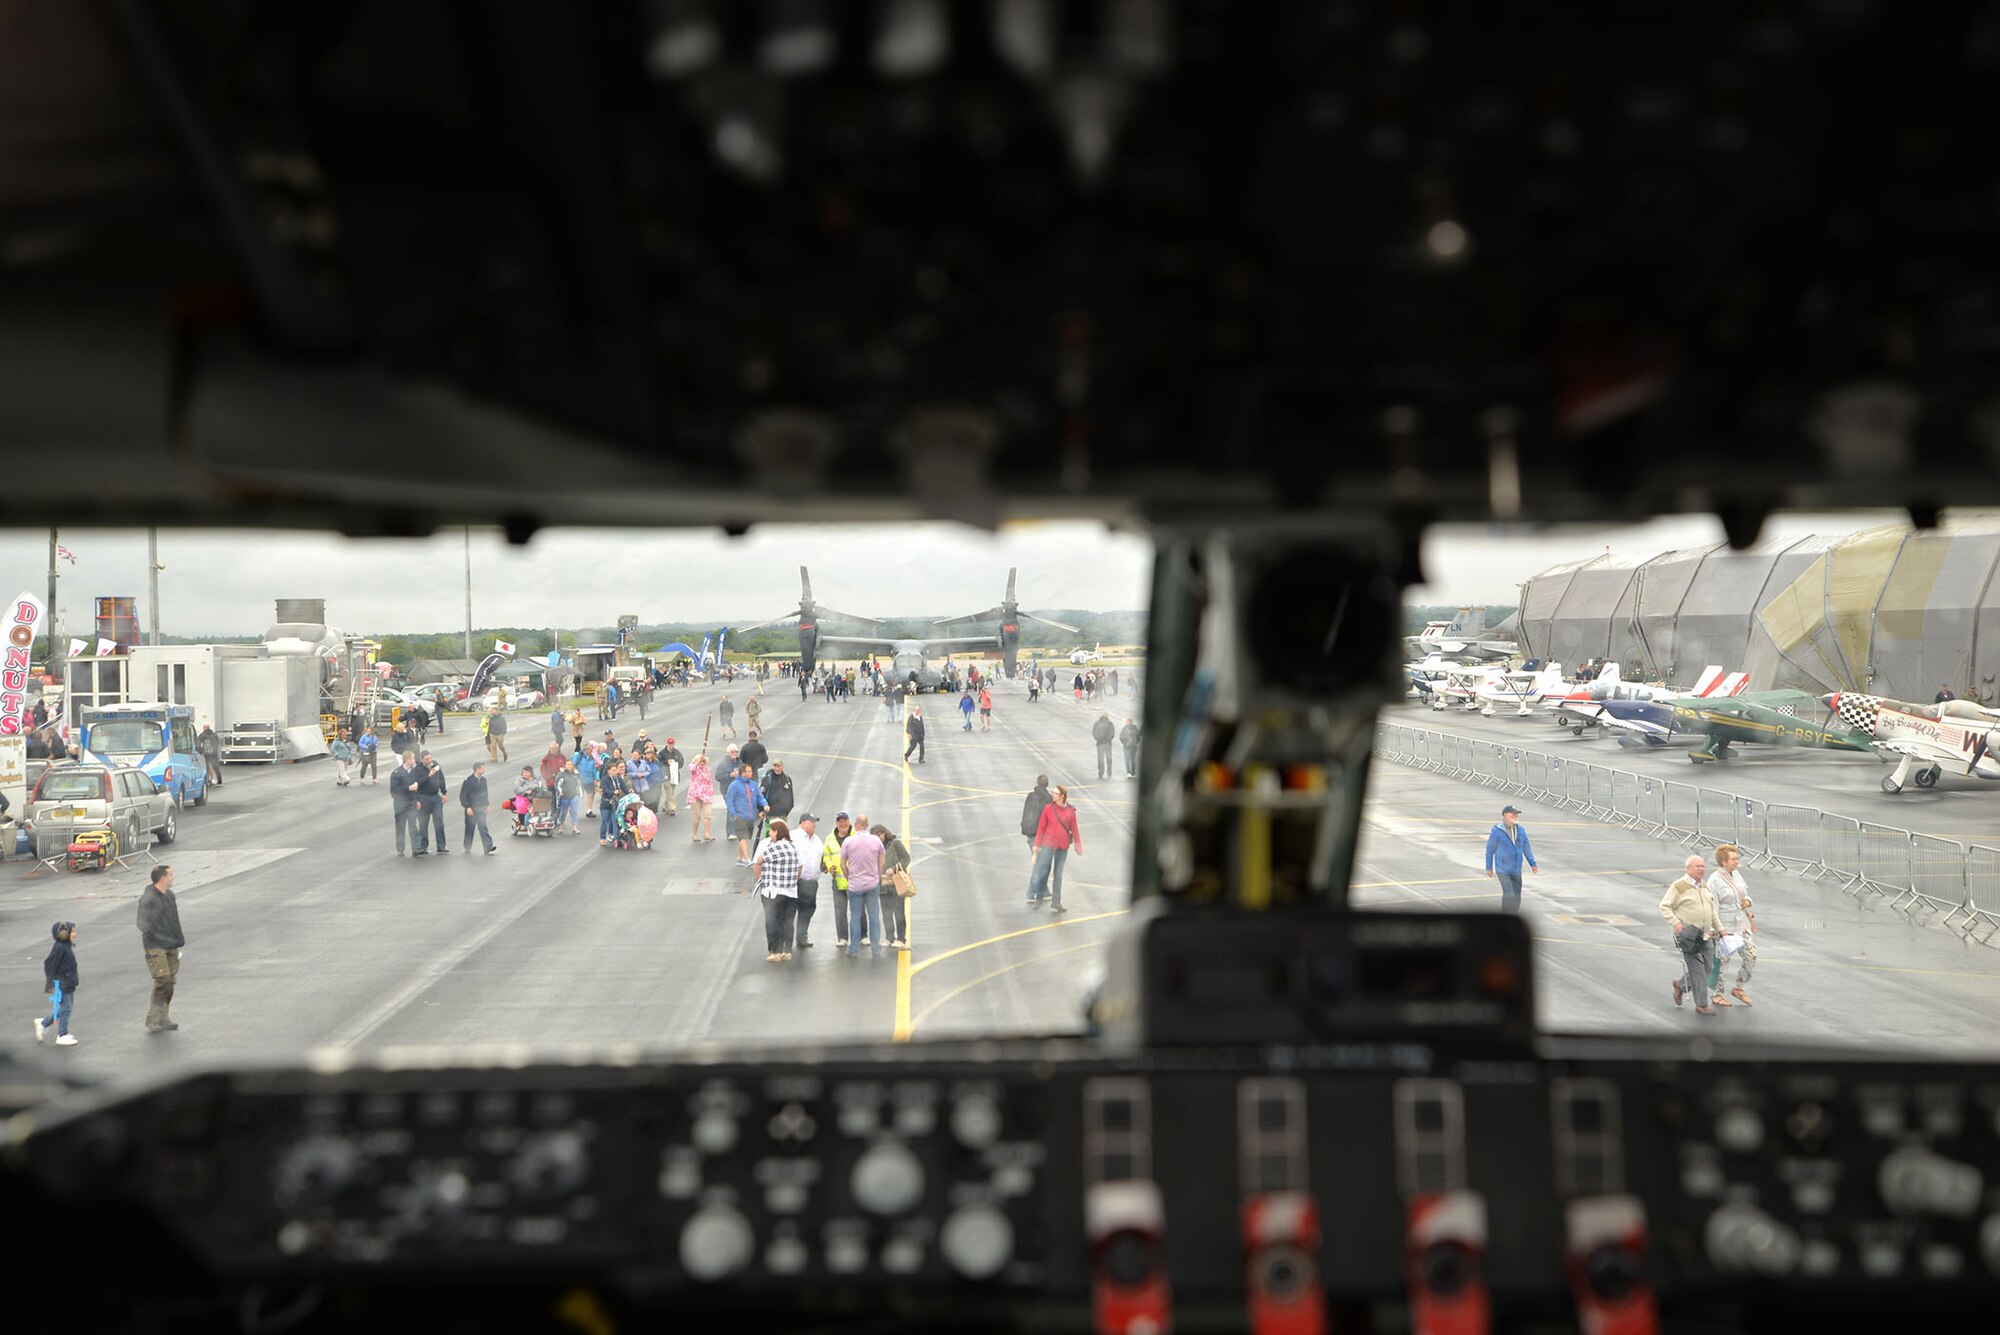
[1604,688,1875,763]
[1823,691,2000,793]
[1402,608,1518,663]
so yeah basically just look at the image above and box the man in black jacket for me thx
[459,761,497,854]
[416,750,449,854]
[761,759,795,822]
[136,865,184,1033]
[391,752,422,855]
[903,706,926,764]
[1021,775,1052,849]
[740,730,769,779]
[196,721,224,787]
[1091,712,1117,778]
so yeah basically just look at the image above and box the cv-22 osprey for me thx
[1824,692,2000,793]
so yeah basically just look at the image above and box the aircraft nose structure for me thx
[1822,692,1841,710]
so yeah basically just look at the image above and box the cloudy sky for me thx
[1,511,1916,638]
[0,521,1156,638]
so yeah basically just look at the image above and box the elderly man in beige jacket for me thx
[1659,853,1723,1016]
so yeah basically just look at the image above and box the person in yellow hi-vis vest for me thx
[822,812,856,949]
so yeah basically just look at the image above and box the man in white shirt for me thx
[790,814,824,952]
[1706,843,1757,1007]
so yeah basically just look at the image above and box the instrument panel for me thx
[11,972,2000,1331]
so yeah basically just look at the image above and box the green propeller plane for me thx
[1600,688,1876,763]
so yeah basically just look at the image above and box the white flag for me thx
[495,639,517,656]
[67,638,88,659]
[96,638,118,657]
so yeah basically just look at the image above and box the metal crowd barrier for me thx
[1373,721,1999,948]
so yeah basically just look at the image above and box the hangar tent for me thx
[1515,520,2000,702]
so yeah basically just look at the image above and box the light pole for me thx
[148,527,163,645]
[463,526,473,658]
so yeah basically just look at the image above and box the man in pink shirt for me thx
[840,817,886,960]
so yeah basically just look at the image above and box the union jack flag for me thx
[55,545,76,565]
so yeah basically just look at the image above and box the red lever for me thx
[1404,1192,1490,1335]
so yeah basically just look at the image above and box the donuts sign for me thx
[2,593,45,735]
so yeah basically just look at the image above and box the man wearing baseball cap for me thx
[1484,804,1539,912]
[659,736,684,815]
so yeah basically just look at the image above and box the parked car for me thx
[474,685,545,710]
[24,762,177,861]
[375,687,438,721]
[408,683,468,711]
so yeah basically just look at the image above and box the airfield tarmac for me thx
[5,680,1997,1086]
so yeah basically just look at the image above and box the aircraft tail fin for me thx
[1691,665,1725,696]
[1536,664,1565,695]
[1717,670,1749,697]
[1597,662,1620,686]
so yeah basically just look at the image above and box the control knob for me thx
[1878,1146,1982,1219]
[680,1205,755,1282]
[951,1093,1004,1150]
[275,1136,359,1208]
[941,1203,1015,1280]
[509,1130,589,1202]
[1705,1203,1800,1277]
[851,1141,926,1216]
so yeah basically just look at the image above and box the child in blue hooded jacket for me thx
[36,921,80,1046]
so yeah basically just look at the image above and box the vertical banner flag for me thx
[495,639,517,656]
[2,592,46,736]
[469,652,507,699]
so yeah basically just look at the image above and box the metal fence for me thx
[1375,723,2000,946]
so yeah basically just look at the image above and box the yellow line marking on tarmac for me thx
[893,755,915,1042]
[908,939,1105,1035]
[909,909,1130,978]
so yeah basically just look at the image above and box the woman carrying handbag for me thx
[875,823,916,952]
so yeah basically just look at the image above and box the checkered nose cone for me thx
[1833,693,1882,733]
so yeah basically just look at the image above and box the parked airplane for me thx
[1403,611,1518,663]
[933,568,1079,678]
[1470,663,1567,716]
[1823,691,2000,793]
[1604,687,1873,762]
[743,568,1060,689]
[1568,666,1732,736]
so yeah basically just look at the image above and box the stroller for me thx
[508,787,558,837]
[611,793,657,850]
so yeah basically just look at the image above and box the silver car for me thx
[25,763,177,861]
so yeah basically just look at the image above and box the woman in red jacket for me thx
[1027,785,1083,913]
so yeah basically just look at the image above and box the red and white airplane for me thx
[1545,663,1746,736]
[1822,691,2000,793]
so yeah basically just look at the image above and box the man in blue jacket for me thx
[1484,804,1539,911]
[726,763,770,868]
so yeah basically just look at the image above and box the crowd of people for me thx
[354,666,1126,967]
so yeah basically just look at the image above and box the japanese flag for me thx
[495,639,516,656]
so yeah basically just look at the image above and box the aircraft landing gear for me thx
[1571,725,1586,736]
[1881,754,1915,794]
[1914,765,1942,789]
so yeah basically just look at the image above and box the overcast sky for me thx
[0,521,1155,638]
[1,511,1920,638]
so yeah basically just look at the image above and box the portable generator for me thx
[65,828,117,873]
